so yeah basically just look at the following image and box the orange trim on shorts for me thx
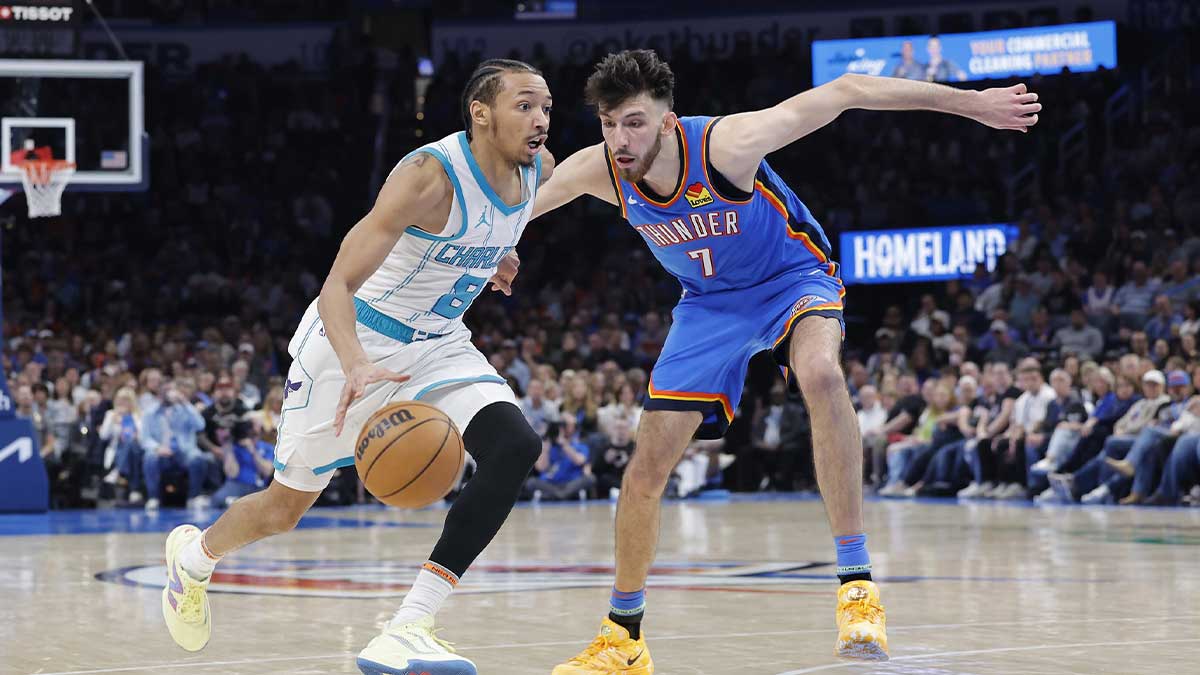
[423,561,460,586]
[647,375,734,423]
[772,302,845,350]
[629,120,689,207]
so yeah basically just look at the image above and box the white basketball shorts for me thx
[272,301,517,493]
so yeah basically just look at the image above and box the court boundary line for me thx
[27,614,1200,675]
[773,637,1200,674]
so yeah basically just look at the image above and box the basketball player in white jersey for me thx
[158,59,554,675]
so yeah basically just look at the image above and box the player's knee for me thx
[500,419,542,470]
[623,454,673,498]
[795,356,844,398]
[259,492,308,535]
[464,402,540,471]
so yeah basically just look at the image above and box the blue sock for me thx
[835,534,872,583]
[608,587,645,639]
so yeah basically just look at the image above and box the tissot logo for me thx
[97,559,841,598]
[0,5,75,21]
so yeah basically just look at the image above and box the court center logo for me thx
[97,559,837,599]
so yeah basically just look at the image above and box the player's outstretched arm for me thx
[531,142,618,220]
[710,74,1041,186]
[318,153,449,434]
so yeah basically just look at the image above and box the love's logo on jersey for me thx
[685,182,714,208]
[97,559,845,599]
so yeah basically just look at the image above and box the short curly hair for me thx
[584,49,674,112]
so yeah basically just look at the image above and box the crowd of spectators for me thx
[4,13,1200,509]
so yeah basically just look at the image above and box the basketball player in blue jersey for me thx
[533,49,1040,671]
[157,60,555,675]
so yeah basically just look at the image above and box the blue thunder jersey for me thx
[607,115,846,439]
[606,115,838,296]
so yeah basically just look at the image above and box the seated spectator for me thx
[1008,275,1042,330]
[1180,300,1200,339]
[675,438,726,498]
[857,385,888,440]
[211,424,275,506]
[884,374,979,497]
[950,288,986,335]
[989,362,1055,499]
[1145,401,1200,506]
[593,418,634,497]
[1054,309,1105,361]
[881,380,956,491]
[866,328,907,375]
[560,373,600,434]
[499,339,531,393]
[1128,330,1151,360]
[861,374,922,478]
[520,378,560,437]
[958,362,1021,498]
[1083,269,1116,327]
[1042,269,1081,327]
[1025,368,1087,500]
[141,382,211,510]
[526,418,594,501]
[230,359,261,410]
[1143,294,1183,344]
[1112,261,1160,328]
[909,294,942,339]
[1109,370,1197,504]
[1159,259,1200,308]
[98,386,145,504]
[984,320,1030,366]
[1049,369,1171,503]
[597,382,642,442]
[1026,307,1055,357]
[247,384,284,446]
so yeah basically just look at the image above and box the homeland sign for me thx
[840,224,1017,285]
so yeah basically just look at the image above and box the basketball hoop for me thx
[18,159,74,218]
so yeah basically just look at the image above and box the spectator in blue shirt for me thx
[141,381,210,511]
[525,417,595,501]
[1143,294,1183,343]
[1112,261,1160,328]
[211,426,275,507]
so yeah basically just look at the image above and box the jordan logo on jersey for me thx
[685,182,714,209]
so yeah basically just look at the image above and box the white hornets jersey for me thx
[354,131,541,337]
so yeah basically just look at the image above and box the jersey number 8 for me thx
[431,273,488,319]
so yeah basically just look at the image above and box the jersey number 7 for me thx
[687,248,715,278]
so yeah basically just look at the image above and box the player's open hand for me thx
[333,362,411,436]
[973,83,1041,132]
[489,251,520,295]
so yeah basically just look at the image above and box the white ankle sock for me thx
[389,563,457,629]
[179,528,221,580]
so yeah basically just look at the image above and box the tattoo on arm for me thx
[398,153,427,170]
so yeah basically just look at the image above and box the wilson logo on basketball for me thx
[355,408,416,460]
[685,182,714,208]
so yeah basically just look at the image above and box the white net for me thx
[19,160,74,218]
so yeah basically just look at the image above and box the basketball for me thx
[353,401,465,509]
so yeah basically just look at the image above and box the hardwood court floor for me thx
[3,495,1199,675]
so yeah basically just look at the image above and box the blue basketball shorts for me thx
[644,266,845,439]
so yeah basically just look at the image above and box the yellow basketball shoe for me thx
[552,618,653,675]
[161,524,212,652]
[835,580,889,660]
